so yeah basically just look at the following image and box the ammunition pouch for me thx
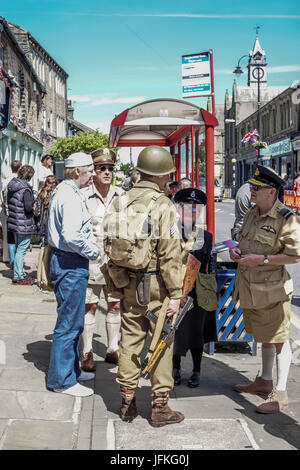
[107,260,130,288]
[134,269,160,307]
[195,272,219,311]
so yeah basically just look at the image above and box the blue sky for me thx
[2,0,300,160]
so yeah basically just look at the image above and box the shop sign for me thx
[292,139,300,151]
[260,138,292,157]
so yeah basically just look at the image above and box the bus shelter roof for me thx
[109,98,218,148]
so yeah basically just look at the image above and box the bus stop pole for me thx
[205,124,215,243]
[191,126,195,187]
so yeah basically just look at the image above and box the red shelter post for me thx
[205,124,215,243]
[185,136,189,178]
[191,126,195,187]
[195,129,199,189]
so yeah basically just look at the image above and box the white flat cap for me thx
[64,152,93,168]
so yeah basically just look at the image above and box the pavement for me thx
[0,246,300,451]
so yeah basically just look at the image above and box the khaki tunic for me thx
[234,199,300,342]
[116,181,183,392]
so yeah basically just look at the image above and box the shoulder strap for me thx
[279,207,293,219]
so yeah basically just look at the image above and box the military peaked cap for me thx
[248,165,285,189]
[174,188,207,205]
[91,148,116,165]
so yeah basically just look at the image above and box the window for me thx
[49,67,52,88]
[273,108,276,133]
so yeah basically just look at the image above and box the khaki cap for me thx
[91,148,116,165]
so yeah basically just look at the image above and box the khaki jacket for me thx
[84,183,123,284]
[124,181,183,299]
[234,199,300,308]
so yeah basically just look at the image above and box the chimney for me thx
[67,99,74,120]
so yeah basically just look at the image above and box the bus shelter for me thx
[109,98,218,241]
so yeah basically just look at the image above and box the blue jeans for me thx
[13,233,31,280]
[8,243,16,266]
[47,249,89,390]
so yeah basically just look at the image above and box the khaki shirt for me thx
[84,183,123,284]
[234,199,300,308]
[123,181,183,298]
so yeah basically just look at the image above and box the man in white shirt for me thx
[81,148,123,372]
[38,154,53,190]
[47,152,100,397]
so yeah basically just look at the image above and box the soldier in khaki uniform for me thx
[230,165,300,413]
[81,149,123,371]
[105,146,184,427]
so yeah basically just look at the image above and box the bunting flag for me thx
[241,129,260,144]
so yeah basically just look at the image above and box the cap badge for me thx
[191,190,196,198]
[103,148,110,155]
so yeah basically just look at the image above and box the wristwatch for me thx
[263,255,269,265]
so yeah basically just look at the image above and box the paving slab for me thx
[1,419,74,450]
[111,417,259,450]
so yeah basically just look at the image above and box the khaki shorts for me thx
[85,284,119,305]
[242,298,291,343]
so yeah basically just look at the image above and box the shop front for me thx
[260,138,293,177]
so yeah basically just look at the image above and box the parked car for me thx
[199,177,224,202]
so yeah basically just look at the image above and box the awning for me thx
[109,98,218,147]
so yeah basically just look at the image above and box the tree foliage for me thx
[120,163,131,176]
[50,131,114,160]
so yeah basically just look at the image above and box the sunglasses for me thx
[250,184,271,192]
[94,165,114,173]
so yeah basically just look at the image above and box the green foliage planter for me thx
[50,131,117,160]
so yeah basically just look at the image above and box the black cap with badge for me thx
[174,188,207,205]
[248,165,285,189]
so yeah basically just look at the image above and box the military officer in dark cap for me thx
[230,165,300,413]
[173,188,218,388]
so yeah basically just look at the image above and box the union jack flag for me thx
[241,129,260,144]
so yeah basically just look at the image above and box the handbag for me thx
[37,244,53,291]
[195,272,219,311]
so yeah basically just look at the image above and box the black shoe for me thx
[173,368,181,386]
[188,372,200,388]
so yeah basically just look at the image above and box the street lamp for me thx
[233,55,262,162]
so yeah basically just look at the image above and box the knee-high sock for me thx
[261,345,276,380]
[106,312,121,353]
[82,312,96,354]
[276,341,292,391]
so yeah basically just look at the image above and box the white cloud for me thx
[69,95,92,102]
[91,96,148,106]
[93,13,300,19]
[268,65,300,73]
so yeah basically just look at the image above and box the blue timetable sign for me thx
[182,52,211,98]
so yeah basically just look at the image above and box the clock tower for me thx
[248,30,267,88]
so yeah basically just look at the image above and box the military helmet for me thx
[136,146,175,176]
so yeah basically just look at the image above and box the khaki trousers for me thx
[117,273,174,393]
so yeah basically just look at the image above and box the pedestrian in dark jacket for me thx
[7,165,36,285]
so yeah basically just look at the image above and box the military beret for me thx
[91,148,116,165]
[248,165,285,189]
[174,188,207,205]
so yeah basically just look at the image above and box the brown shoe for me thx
[256,389,289,414]
[120,386,137,422]
[105,350,119,365]
[150,391,184,427]
[234,375,273,396]
[81,351,96,372]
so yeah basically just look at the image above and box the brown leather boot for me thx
[256,389,289,414]
[81,350,96,372]
[105,350,119,365]
[120,387,137,422]
[234,375,273,395]
[150,391,184,427]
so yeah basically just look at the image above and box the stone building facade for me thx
[67,100,94,136]
[224,34,288,196]
[7,21,69,153]
[235,83,300,186]
[0,16,44,190]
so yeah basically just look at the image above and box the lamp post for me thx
[233,55,263,163]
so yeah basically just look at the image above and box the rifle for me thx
[141,254,201,379]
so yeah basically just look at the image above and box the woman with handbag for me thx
[33,175,58,291]
[172,188,218,388]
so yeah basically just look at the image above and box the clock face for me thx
[252,67,265,80]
